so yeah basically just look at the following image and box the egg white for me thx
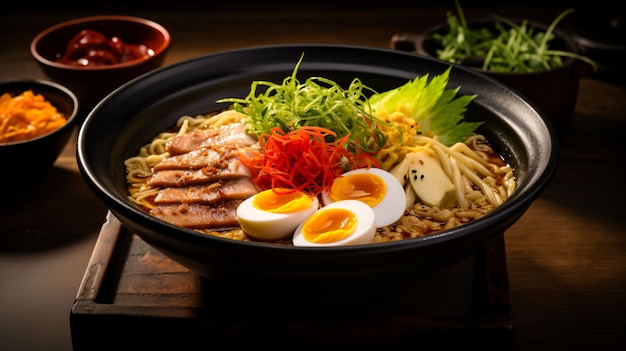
[237,193,319,241]
[292,200,376,247]
[321,167,406,227]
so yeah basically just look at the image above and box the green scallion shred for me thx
[217,54,389,153]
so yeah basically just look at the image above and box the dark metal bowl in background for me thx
[391,18,591,138]
[77,44,558,304]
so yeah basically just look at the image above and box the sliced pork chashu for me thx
[166,122,256,156]
[146,120,259,230]
[153,178,258,205]
[152,144,239,171]
[150,201,242,229]
[147,157,252,187]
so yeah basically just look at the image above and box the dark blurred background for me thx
[3,0,618,13]
[3,1,623,84]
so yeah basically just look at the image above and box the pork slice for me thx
[153,144,239,171]
[197,122,257,149]
[166,122,257,155]
[166,128,220,156]
[150,200,242,229]
[153,178,258,205]
[147,157,251,187]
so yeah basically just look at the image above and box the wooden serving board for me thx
[70,211,513,350]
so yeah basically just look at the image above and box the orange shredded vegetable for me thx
[240,126,380,196]
[0,90,67,143]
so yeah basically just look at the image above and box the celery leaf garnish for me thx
[366,67,481,146]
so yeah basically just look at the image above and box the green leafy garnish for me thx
[217,54,386,154]
[432,0,597,72]
[219,53,480,150]
[366,67,481,146]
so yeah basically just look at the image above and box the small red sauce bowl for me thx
[30,15,171,116]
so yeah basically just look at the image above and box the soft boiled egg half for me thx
[292,199,376,247]
[321,167,406,228]
[237,188,319,241]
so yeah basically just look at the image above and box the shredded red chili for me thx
[240,126,380,196]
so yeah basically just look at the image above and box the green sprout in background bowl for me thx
[431,0,597,73]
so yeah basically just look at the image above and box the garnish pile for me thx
[218,54,481,195]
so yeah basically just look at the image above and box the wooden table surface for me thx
[1,3,625,350]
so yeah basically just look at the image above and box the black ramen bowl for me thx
[77,44,558,304]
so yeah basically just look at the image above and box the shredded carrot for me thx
[0,90,67,143]
[240,126,380,196]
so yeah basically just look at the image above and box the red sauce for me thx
[56,29,153,66]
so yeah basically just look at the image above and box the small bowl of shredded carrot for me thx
[0,79,78,182]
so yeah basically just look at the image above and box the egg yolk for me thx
[329,172,386,207]
[301,208,357,243]
[252,188,314,213]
